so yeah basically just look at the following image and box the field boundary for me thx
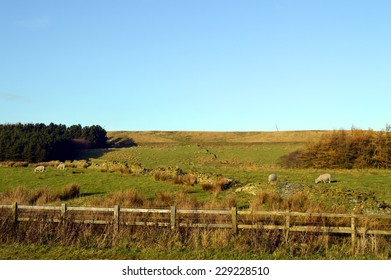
[1,203,391,254]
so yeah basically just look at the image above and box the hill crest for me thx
[107,130,328,146]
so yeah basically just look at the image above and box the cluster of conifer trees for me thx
[280,127,391,169]
[0,123,108,162]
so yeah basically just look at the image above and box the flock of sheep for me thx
[34,162,65,173]
[268,173,331,184]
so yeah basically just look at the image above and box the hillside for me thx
[107,130,328,146]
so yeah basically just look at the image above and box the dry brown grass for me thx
[180,174,198,186]
[203,194,237,209]
[61,184,81,200]
[214,177,231,191]
[0,187,60,205]
[250,190,330,213]
[1,193,390,258]
[201,177,232,196]
[1,214,389,258]
[153,192,175,206]
[64,160,90,168]
[35,188,60,205]
[251,191,283,210]
[117,167,132,174]
[0,184,82,205]
[153,191,200,209]
[91,189,146,208]
[201,183,214,191]
[154,169,198,187]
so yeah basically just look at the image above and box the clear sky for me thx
[0,0,390,132]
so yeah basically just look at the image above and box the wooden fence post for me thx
[170,206,177,230]
[285,212,291,243]
[232,207,238,234]
[351,215,356,254]
[114,205,120,235]
[12,202,18,224]
[12,202,18,237]
[61,203,67,219]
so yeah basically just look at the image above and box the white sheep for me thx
[268,173,278,184]
[34,165,46,173]
[57,163,66,170]
[315,173,331,184]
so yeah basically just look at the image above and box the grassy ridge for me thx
[107,130,327,145]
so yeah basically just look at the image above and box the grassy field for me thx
[1,130,390,259]
[1,130,391,210]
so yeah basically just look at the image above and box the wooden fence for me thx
[1,203,391,253]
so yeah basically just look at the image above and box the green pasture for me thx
[80,142,302,169]
[0,166,203,206]
[1,132,391,260]
[1,140,391,211]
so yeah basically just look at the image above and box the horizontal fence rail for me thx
[1,203,391,253]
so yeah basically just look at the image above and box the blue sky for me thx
[0,0,390,131]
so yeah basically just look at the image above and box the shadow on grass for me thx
[80,192,105,197]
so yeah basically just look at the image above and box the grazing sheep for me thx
[268,173,278,184]
[315,173,331,184]
[34,165,46,173]
[57,163,66,170]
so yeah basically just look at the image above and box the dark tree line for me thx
[279,127,391,169]
[0,123,108,162]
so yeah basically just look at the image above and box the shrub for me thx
[279,128,391,169]
[61,184,81,200]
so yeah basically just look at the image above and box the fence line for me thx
[1,203,391,253]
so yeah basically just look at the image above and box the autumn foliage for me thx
[280,128,391,169]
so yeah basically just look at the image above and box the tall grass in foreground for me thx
[0,213,390,259]
[1,185,391,259]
